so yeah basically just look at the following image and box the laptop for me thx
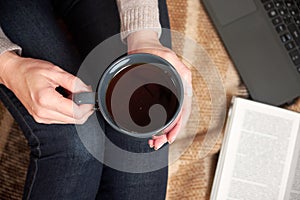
[201,0,300,106]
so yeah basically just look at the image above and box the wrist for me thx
[0,51,20,85]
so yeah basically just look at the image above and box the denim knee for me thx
[27,123,104,163]
[23,123,104,200]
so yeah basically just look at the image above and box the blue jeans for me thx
[0,0,171,199]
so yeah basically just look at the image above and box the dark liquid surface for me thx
[105,63,180,133]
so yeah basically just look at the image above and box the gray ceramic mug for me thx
[74,53,184,138]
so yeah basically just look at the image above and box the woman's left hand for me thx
[127,30,193,150]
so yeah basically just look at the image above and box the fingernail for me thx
[83,85,91,92]
[168,138,175,144]
[185,85,193,97]
[154,143,164,151]
[149,144,154,148]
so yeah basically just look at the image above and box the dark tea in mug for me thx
[96,53,184,138]
[105,63,180,134]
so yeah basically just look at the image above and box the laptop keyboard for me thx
[262,0,300,73]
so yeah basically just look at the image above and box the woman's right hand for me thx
[0,51,94,124]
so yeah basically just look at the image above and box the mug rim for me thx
[97,53,184,138]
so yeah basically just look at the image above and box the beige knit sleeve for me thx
[116,0,161,41]
[0,27,21,55]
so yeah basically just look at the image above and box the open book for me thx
[210,97,300,200]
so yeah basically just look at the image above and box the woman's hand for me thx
[127,30,193,150]
[0,51,94,124]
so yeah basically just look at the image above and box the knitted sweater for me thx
[0,0,161,56]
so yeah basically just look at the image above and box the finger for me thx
[152,134,166,140]
[148,139,154,148]
[33,106,94,124]
[181,90,193,127]
[38,89,93,119]
[153,134,168,150]
[51,66,91,93]
[166,94,193,144]
[76,104,95,119]
[164,53,192,84]
[33,109,79,124]
[182,93,193,126]
[183,79,193,98]
[161,52,190,74]
[74,109,94,124]
[166,115,183,144]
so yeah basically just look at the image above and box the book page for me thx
[284,122,300,200]
[212,98,300,200]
